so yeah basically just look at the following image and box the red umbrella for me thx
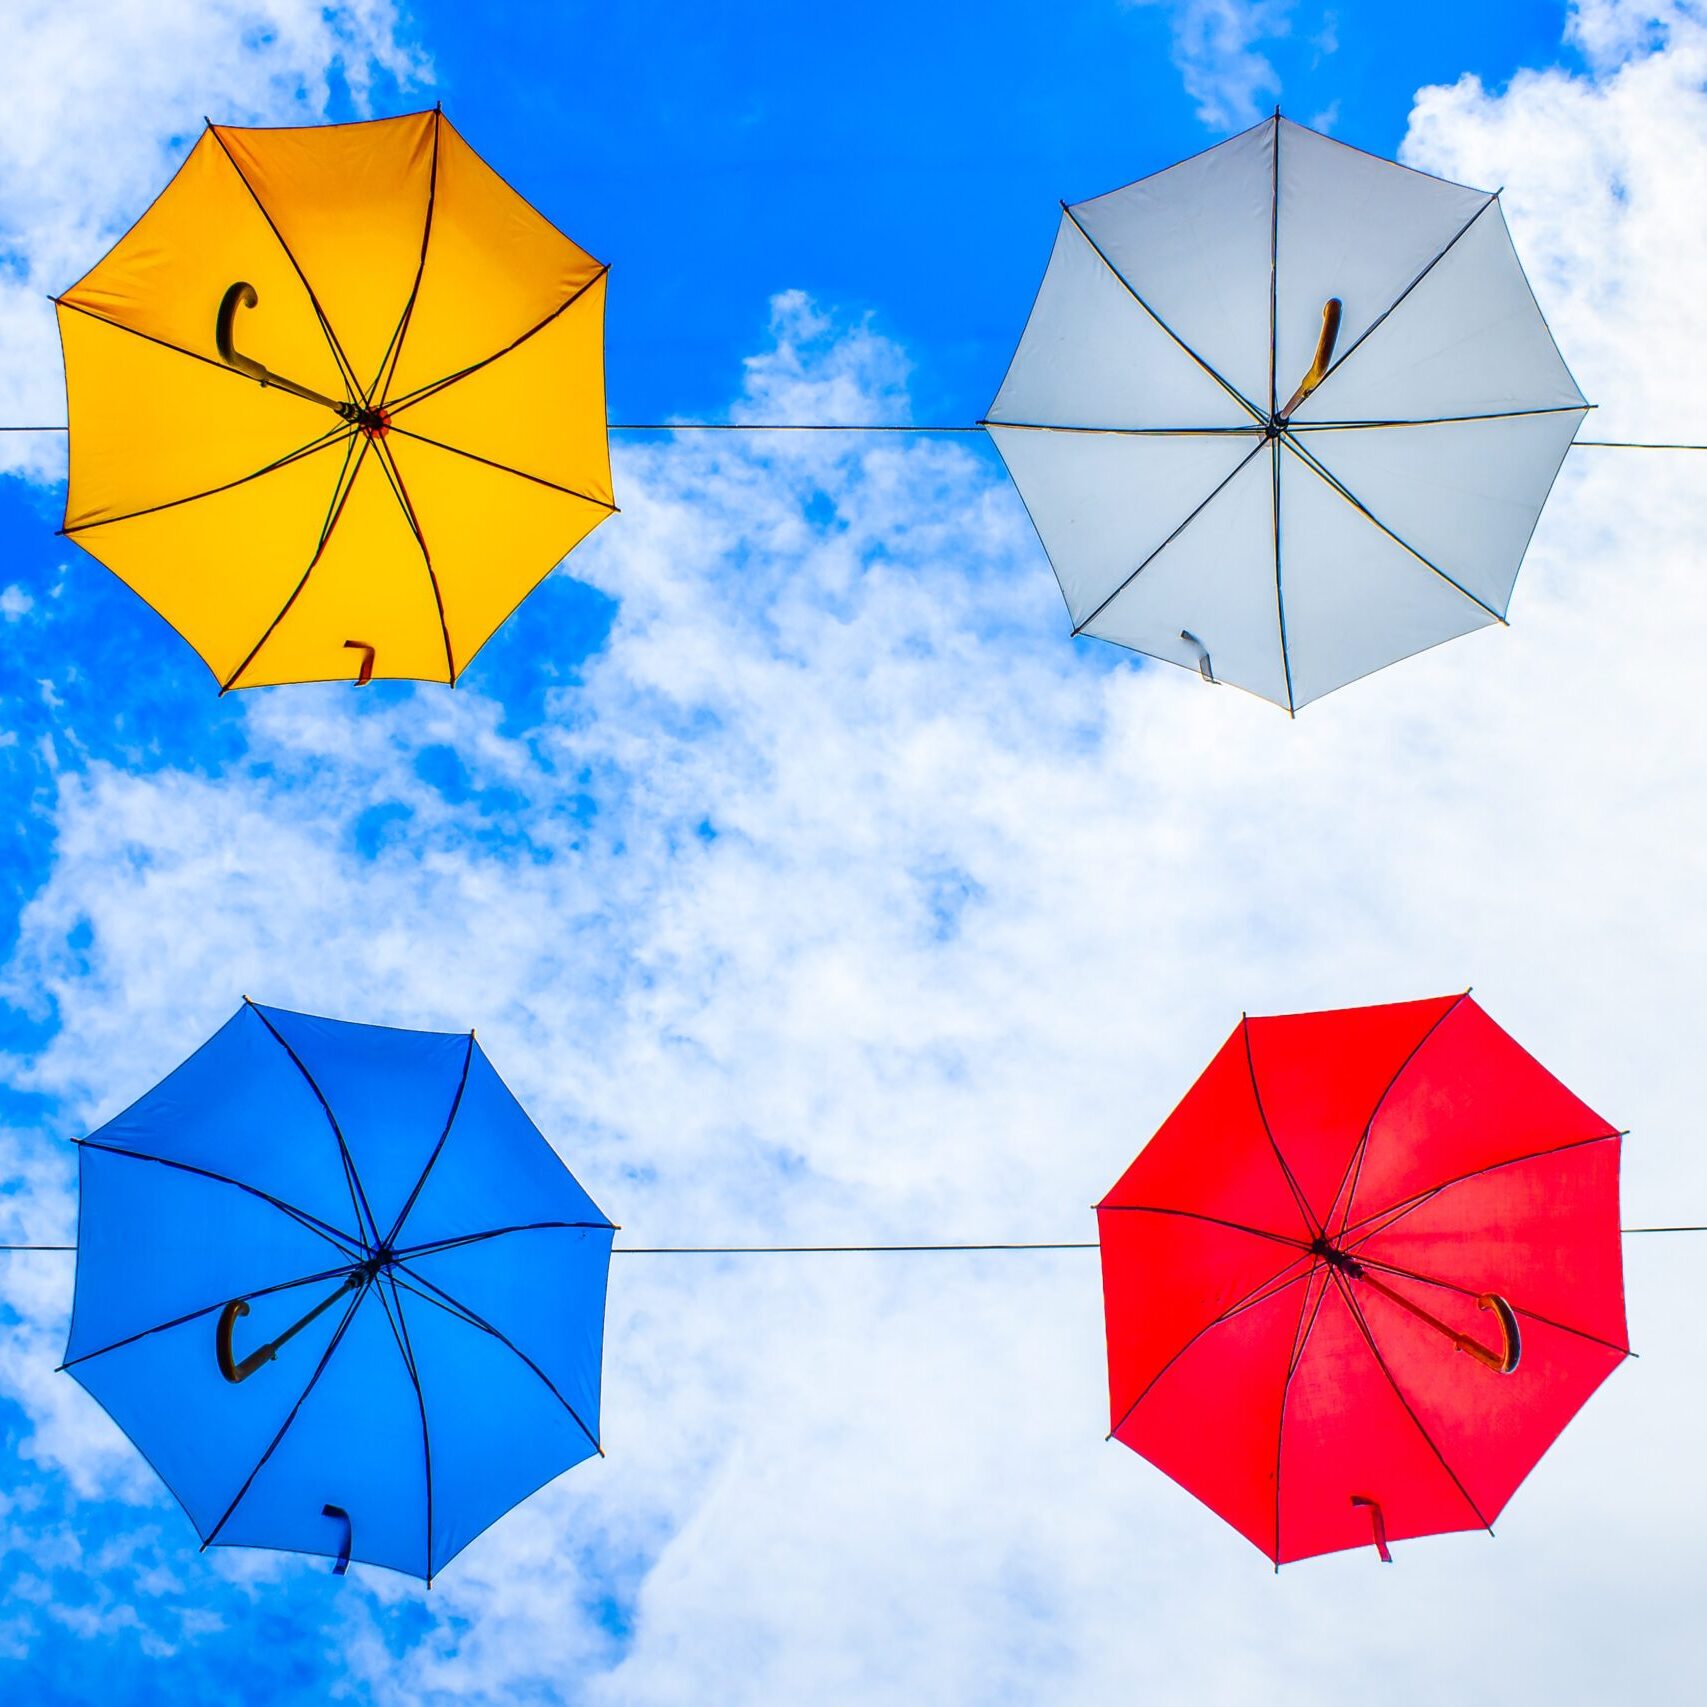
[1098,994,1628,1564]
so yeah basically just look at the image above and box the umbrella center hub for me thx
[358,1249,396,1281]
[356,405,391,439]
[1309,1236,1362,1277]
[1264,414,1283,440]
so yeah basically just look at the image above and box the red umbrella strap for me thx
[1350,1495,1393,1563]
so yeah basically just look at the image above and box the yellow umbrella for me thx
[54,108,613,689]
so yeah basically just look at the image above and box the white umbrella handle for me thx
[1280,298,1343,419]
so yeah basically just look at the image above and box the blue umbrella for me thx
[62,1001,614,1582]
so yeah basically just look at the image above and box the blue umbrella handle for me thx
[322,1504,353,1575]
[216,1273,360,1384]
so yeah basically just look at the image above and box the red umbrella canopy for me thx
[1098,994,1628,1565]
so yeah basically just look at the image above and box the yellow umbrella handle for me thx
[216,282,361,421]
[1280,297,1343,419]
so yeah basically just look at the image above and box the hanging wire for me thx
[612,1241,1098,1254]
[608,423,984,434]
[9,421,1707,448]
[8,1230,1706,1254]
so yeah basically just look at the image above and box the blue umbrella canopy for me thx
[63,1001,614,1583]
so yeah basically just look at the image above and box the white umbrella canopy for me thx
[986,115,1587,712]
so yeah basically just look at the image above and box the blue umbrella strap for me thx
[321,1504,352,1576]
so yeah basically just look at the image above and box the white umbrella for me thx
[986,115,1586,712]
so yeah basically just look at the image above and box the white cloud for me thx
[1129,0,1295,129]
[0,0,425,481]
[1567,0,1703,69]
[7,9,1707,1705]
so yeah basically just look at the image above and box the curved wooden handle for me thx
[1280,297,1343,418]
[1353,1269,1521,1375]
[215,280,355,418]
[216,1273,359,1385]
[216,282,268,383]
[216,1298,275,1384]
[1474,1292,1523,1374]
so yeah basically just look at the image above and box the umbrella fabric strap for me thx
[1350,1495,1393,1562]
[322,1504,353,1575]
[1352,1270,1521,1374]
[216,1272,360,1384]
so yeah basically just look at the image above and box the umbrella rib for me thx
[221,432,368,693]
[1326,994,1470,1239]
[60,423,355,538]
[373,1273,436,1584]
[1337,1131,1622,1247]
[1095,1204,1310,1252]
[1108,1250,1316,1442]
[1268,111,1280,421]
[384,424,618,512]
[382,265,611,421]
[369,436,455,680]
[981,422,1263,437]
[1279,432,1506,624]
[1271,436,1295,714]
[201,1281,369,1551]
[393,1219,613,1261]
[53,297,270,385]
[1300,193,1499,411]
[58,1260,355,1373]
[1350,1254,1631,1359]
[1241,1018,1323,1239]
[369,107,442,406]
[1059,203,1265,427]
[74,1138,363,1257]
[206,125,363,405]
[1328,1269,1494,1534]
[1289,405,1588,433]
[1074,439,1267,635]
[384,1033,475,1250]
[388,1262,601,1457]
[1272,1266,1333,1565]
[246,1001,380,1251]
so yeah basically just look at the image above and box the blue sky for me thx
[6,3,1707,1704]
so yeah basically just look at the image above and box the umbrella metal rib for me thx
[1330,1267,1495,1534]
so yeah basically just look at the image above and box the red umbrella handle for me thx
[1355,1270,1521,1374]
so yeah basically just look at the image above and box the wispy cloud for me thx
[1127,0,1296,129]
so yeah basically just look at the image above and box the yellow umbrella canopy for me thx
[55,108,613,689]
